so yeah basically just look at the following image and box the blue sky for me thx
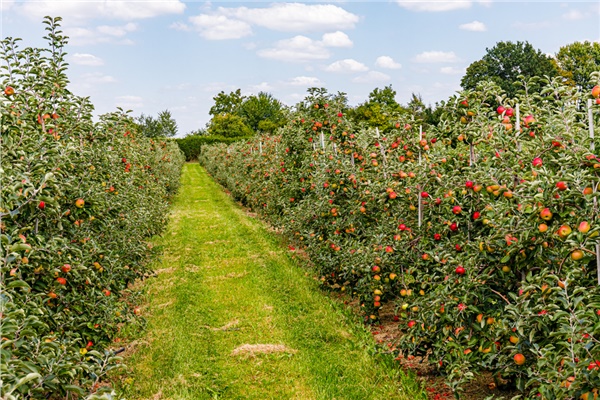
[2,1,599,136]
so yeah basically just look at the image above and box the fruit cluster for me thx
[202,76,600,398]
[1,18,185,397]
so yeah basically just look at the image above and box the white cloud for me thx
[97,22,138,37]
[321,31,353,48]
[1,0,15,11]
[413,51,460,63]
[188,14,252,40]
[352,71,391,83]
[115,95,143,110]
[63,26,135,46]
[562,10,585,20]
[459,20,486,31]
[287,76,323,86]
[440,66,465,75]
[81,72,116,84]
[396,0,472,12]
[258,36,330,62]
[248,82,273,93]
[17,0,185,22]
[325,59,369,73]
[219,3,359,32]
[375,56,402,69]
[70,53,104,66]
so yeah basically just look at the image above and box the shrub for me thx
[1,17,184,397]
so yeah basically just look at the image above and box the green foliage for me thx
[0,17,184,397]
[209,89,245,117]
[555,41,600,90]
[207,113,254,138]
[350,85,405,132]
[238,92,287,134]
[201,75,600,399]
[461,41,559,98]
[137,109,178,138]
[174,135,250,161]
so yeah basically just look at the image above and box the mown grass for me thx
[119,163,427,399]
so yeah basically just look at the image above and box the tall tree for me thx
[209,89,245,116]
[238,92,287,134]
[207,114,253,138]
[554,41,600,90]
[461,41,559,97]
[351,85,406,131]
[138,109,178,138]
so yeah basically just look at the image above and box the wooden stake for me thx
[589,99,600,285]
[516,103,522,152]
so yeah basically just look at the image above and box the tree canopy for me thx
[350,85,406,131]
[137,109,178,138]
[554,41,600,90]
[461,41,559,97]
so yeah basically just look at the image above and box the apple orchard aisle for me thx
[121,163,425,400]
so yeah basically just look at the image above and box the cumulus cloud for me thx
[375,56,402,69]
[325,59,369,73]
[396,0,471,12]
[413,51,460,63]
[187,14,252,40]
[321,31,353,48]
[352,71,391,83]
[287,76,323,86]
[218,3,359,32]
[440,66,465,75]
[115,95,143,109]
[17,0,185,22]
[248,82,274,92]
[459,20,486,31]
[70,53,104,66]
[64,25,137,46]
[258,36,331,62]
[180,3,358,41]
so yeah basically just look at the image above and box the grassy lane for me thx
[121,163,426,400]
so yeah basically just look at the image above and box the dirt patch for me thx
[231,344,297,357]
[212,319,240,331]
[207,271,249,281]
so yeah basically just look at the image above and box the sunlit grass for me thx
[119,163,426,399]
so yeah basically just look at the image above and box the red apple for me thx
[38,201,45,210]
[434,233,442,241]
[455,266,465,275]
[61,264,71,273]
[497,105,505,115]
[505,107,514,117]
[465,181,474,189]
[4,86,15,96]
[472,211,481,220]
[532,157,543,167]
[421,191,429,198]
[56,277,67,285]
[452,205,462,214]
[592,85,600,98]
[556,181,568,191]
[450,222,458,231]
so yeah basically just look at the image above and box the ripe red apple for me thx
[455,244,462,251]
[434,233,442,241]
[514,353,526,365]
[385,246,394,253]
[372,265,380,273]
[421,191,429,198]
[408,320,416,328]
[465,181,474,189]
[579,221,591,234]
[556,181,568,191]
[593,85,600,98]
[455,266,465,275]
[557,225,572,239]
[61,264,71,273]
[87,341,93,348]
[103,289,111,296]
[523,114,535,127]
[389,191,397,199]
[56,277,67,285]
[75,198,85,208]
[4,86,15,96]
[540,208,553,221]
[398,224,407,231]
[460,99,468,107]
[496,105,505,115]
[38,201,45,210]
[532,157,543,167]
[472,211,481,220]
[450,222,458,231]
[505,107,514,117]
[452,205,462,214]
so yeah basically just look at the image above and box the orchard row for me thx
[201,76,600,398]
[1,18,185,398]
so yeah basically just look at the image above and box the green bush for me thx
[174,135,250,161]
[201,77,600,399]
[1,17,185,398]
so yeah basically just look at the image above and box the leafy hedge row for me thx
[1,18,185,398]
[201,77,600,399]
[174,135,251,161]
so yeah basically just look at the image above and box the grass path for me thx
[121,163,426,400]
